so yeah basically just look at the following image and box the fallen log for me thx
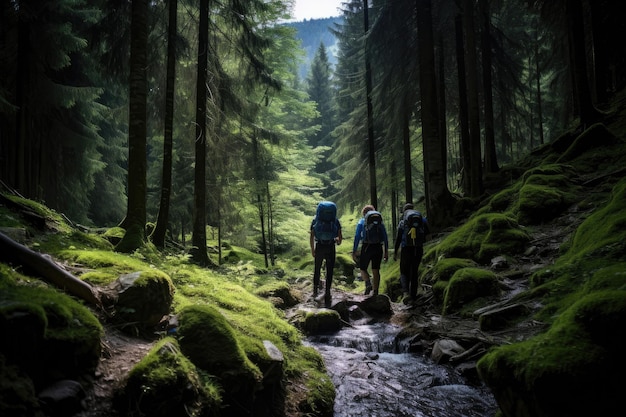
[0,232,102,308]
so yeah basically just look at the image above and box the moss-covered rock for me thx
[119,338,221,417]
[477,290,626,417]
[516,169,577,224]
[424,213,530,265]
[254,280,299,308]
[0,267,102,391]
[442,268,500,315]
[296,308,342,335]
[112,270,175,330]
[422,257,478,284]
[176,305,262,416]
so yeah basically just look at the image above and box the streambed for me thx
[306,322,498,417]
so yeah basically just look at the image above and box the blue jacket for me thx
[352,217,389,253]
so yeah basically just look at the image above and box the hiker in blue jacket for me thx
[352,204,389,296]
[310,201,343,307]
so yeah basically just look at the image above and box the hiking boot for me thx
[364,283,372,295]
[324,293,332,308]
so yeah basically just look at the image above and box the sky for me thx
[291,0,344,21]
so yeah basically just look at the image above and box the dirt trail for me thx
[76,327,154,417]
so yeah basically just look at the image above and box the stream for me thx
[306,322,498,417]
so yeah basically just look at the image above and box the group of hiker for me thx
[309,201,430,307]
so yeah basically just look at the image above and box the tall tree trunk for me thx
[534,23,545,145]
[117,0,148,253]
[455,15,471,195]
[416,0,454,231]
[436,33,448,186]
[190,0,211,266]
[462,0,483,198]
[480,0,498,174]
[267,183,275,267]
[153,0,178,248]
[589,1,609,105]
[363,0,377,208]
[566,0,601,126]
[257,192,268,268]
[402,94,413,203]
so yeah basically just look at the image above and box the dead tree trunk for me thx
[0,232,102,308]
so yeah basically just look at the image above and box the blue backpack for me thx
[403,209,425,247]
[363,210,384,244]
[313,201,338,243]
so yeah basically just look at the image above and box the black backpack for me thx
[363,210,384,244]
[403,209,425,247]
[313,201,338,243]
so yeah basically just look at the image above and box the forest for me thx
[1,0,624,261]
[1,0,626,416]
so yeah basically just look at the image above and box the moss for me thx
[301,309,342,335]
[254,280,299,307]
[176,305,264,415]
[114,270,175,328]
[423,257,477,284]
[114,223,146,253]
[223,249,241,263]
[120,338,221,417]
[517,182,575,225]
[425,213,530,265]
[529,178,626,313]
[0,355,43,417]
[486,185,519,213]
[556,123,619,163]
[442,267,500,315]
[477,290,625,416]
[568,178,626,260]
[0,270,102,387]
[177,304,262,379]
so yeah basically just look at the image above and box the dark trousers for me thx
[314,243,336,295]
[400,245,424,298]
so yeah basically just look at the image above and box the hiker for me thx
[310,201,343,307]
[351,204,389,296]
[393,203,430,303]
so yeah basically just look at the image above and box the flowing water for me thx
[306,322,498,417]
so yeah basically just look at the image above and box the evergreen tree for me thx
[152,0,179,248]
[306,42,336,181]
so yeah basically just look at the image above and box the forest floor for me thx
[75,199,585,417]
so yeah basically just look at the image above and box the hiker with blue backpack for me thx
[393,203,430,303]
[310,201,343,307]
[351,204,389,296]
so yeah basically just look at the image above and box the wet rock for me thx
[431,339,465,364]
[359,294,393,317]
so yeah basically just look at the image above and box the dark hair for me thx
[402,203,414,212]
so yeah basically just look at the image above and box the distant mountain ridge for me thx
[283,16,342,80]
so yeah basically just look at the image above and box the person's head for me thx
[402,203,414,212]
[362,204,375,216]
